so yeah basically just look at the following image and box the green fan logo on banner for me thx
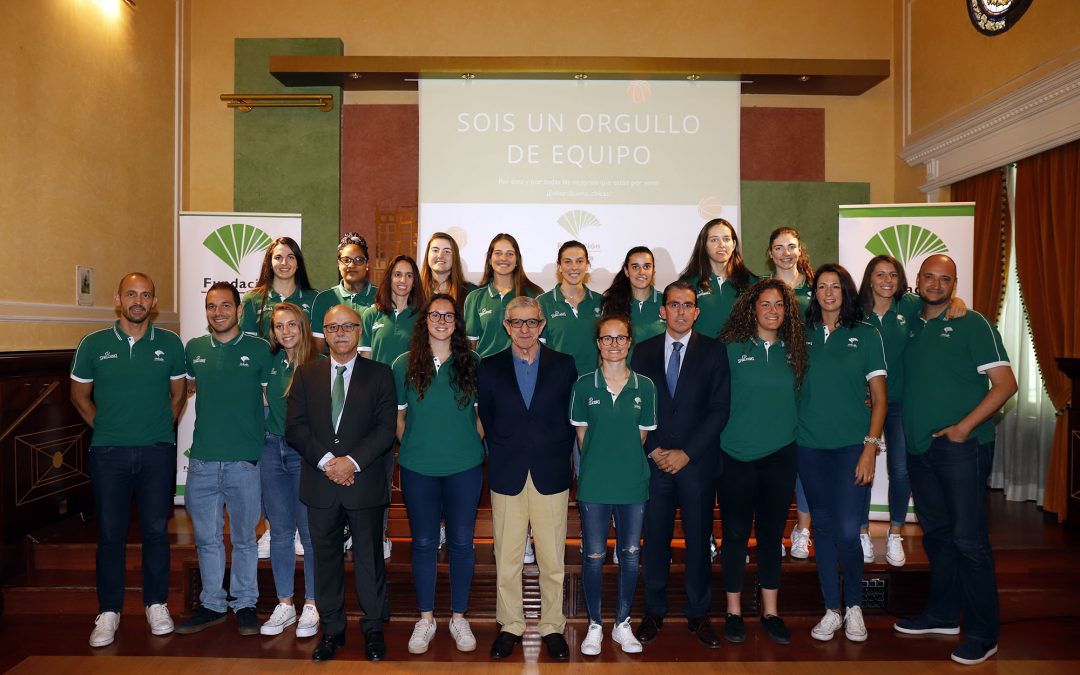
[864,224,948,266]
[203,224,273,273]
[557,209,601,238]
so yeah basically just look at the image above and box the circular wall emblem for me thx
[967,0,1034,36]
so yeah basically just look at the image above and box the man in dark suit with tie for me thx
[630,280,730,648]
[286,304,397,662]
[478,295,578,661]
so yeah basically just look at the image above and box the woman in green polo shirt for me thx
[393,293,484,655]
[570,314,657,657]
[538,240,603,375]
[797,263,887,644]
[259,302,322,638]
[360,254,425,559]
[463,233,543,358]
[310,232,378,351]
[420,231,477,306]
[600,246,665,346]
[717,279,808,646]
[678,218,757,339]
[240,237,319,339]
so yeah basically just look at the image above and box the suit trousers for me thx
[307,500,387,635]
[491,473,568,636]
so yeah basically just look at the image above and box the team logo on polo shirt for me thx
[99,351,118,361]
[847,337,859,348]
[154,350,165,362]
[737,354,755,364]
[897,315,907,325]
[192,355,207,364]
[587,396,601,406]
[940,326,954,339]
[302,303,311,312]
[239,356,251,367]
[270,367,278,376]
[479,308,493,317]
[550,310,567,318]
[633,396,642,410]
[372,321,385,331]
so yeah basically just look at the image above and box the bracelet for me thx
[863,435,887,452]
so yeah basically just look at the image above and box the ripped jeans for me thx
[579,501,645,625]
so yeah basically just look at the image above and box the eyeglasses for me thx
[324,323,359,333]
[665,301,696,311]
[338,256,368,267]
[427,311,456,323]
[597,335,631,346]
[505,318,543,329]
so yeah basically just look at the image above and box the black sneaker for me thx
[236,607,260,636]
[894,614,960,635]
[174,606,227,635]
[723,613,745,643]
[951,640,998,665]
[761,614,791,645]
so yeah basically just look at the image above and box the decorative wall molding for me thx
[0,301,179,327]
[900,58,1080,193]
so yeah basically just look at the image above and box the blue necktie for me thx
[666,342,683,395]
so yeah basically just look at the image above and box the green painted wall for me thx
[233,38,343,291]
[741,181,871,276]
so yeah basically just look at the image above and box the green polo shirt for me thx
[570,369,658,504]
[70,322,186,447]
[239,286,320,338]
[310,282,378,338]
[186,332,271,461]
[464,283,538,358]
[264,350,325,437]
[721,338,798,461]
[359,305,418,365]
[538,285,603,375]
[864,292,921,401]
[630,287,666,345]
[797,321,888,450]
[902,310,1010,455]
[686,273,756,339]
[392,351,484,477]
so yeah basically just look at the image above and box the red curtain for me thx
[950,168,1011,321]
[1013,139,1080,521]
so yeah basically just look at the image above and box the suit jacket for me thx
[630,331,730,475]
[478,345,578,496]
[286,356,397,510]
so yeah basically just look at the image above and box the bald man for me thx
[894,255,1017,666]
[287,305,397,662]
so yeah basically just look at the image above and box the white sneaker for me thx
[580,622,603,656]
[790,527,811,559]
[612,618,643,653]
[408,618,436,654]
[89,611,120,647]
[383,537,392,560]
[296,604,319,638]
[257,528,272,559]
[612,546,619,566]
[860,533,874,563]
[145,603,174,636]
[523,533,536,564]
[438,523,446,550]
[344,535,353,552]
[844,605,868,642]
[781,542,787,557]
[710,535,718,561]
[260,602,297,636]
[810,609,842,641]
[294,530,304,556]
[448,616,477,652]
[886,533,906,567]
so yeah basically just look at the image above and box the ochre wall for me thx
[1,0,176,350]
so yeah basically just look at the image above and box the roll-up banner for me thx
[175,212,302,503]
[838,202,975,522]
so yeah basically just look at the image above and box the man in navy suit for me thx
[630,280,730,648]
[478,295,578,661]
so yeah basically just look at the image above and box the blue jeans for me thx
[89,443,176,612]
[797,445,868,609]
[579,501,645,624]
[401,464,483,614]
[795,475,809,514]
[185,459,262,612]
[862,401,911,528]
[908,437,999,644]
[260,434,314,601]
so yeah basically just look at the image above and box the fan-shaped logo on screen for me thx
[864,224,948,266]
[203,224,273,273]
[557,210,601,239]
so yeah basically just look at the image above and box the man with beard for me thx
[71,273,188,647]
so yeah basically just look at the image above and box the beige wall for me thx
[1,0,176,350]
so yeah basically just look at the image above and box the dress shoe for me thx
[635,614,663,644]
[490,631,522,659]
[688,617,721,648]
[541,632,570,661]
[312,632,345,662]
[364,630,387,661]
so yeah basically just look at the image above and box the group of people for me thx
[71,219,1016,666]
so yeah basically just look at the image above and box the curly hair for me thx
[720,278,808,387]
[405,293,477,408]
[805,263,863,330]
[374,255,424,314]
[601,246,653,316]
[765,227,815,285]
[679,218,753,293]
